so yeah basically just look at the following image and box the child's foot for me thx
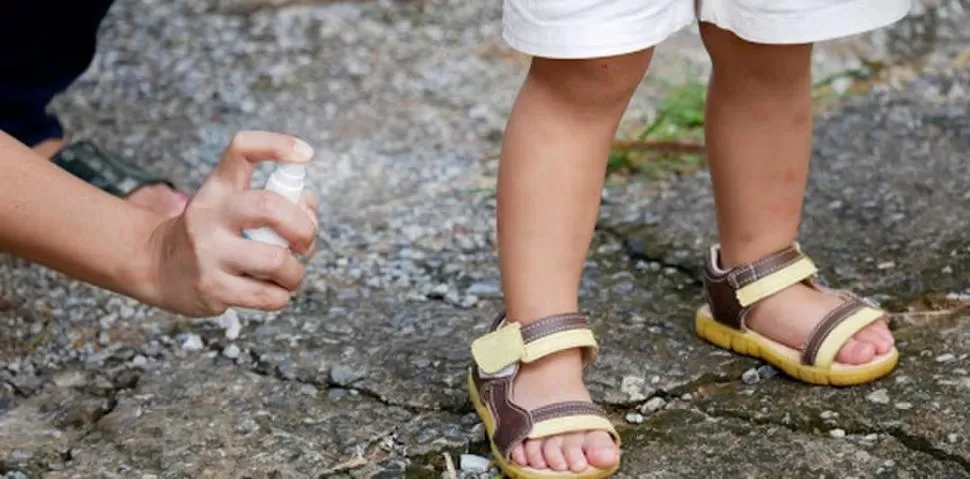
[34,138,188,217]
[745,283,894,365]
[507,349,619,472]
[469,313,621,476]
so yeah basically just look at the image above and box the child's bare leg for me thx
[498,50,652,471]
[699,23,894,364]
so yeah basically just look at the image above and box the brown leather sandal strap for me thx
[703,243,817,329]
[531,401,607,422]
[727,246,805,290]
[801,297,886,367]
[521,313,590,342]
[525,401,618,443]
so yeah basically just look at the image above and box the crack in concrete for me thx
[237,347,458,415]
[701,407,970,474]
[0,384,124,476]
[596,225,702,285]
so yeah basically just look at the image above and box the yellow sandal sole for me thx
[695,305,899,386]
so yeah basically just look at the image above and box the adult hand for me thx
[146,130,319,317]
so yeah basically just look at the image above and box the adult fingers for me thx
[215,274,293,311]
[208,130,314,192]
[299,189,320,216]
[221,237,306,291]
[230,189,316,254]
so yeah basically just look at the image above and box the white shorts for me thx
[503,0,913,59]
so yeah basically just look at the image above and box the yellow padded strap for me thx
[812,306,885,368]
[527,415,619,442]
[470,323,525,375]
[471,324,598,375]
[735,256,817,307]
[521,329,597,363]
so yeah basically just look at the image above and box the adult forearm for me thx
[0,131,163,303]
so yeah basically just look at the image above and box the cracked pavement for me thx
[2,0,970,477]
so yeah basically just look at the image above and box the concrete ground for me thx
[1,0,969,477]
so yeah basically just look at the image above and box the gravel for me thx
[0,0,967,476]
[0,0,962,394]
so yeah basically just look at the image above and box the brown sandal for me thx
[467,312,621,478]
[695,243,899,386]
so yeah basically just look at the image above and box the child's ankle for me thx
[517,349,584,377]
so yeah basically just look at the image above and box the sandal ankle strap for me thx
[471,312,598,376]
[702,243,817,330]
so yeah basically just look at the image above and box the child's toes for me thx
[541,436,569,471]
[510,444,528,467]
[525,439,547,469]
[852,328,886,354]
[563,434,589,472]
[835,338,876,365]
[874,319,895,344]
[853,326,892,355]
[584,430,619,469]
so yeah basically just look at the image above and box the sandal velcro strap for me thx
[471,313,598,376]
[729,255,818,307]
[527,401,617,441]
[801,297,886,368]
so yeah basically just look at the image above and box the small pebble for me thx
[829,428,846,438]
[640,397,667,414]
[330,364,365,384]
[466,282,501,298]
[460,454,490,472]
[299,384,318,396]
[894,402,913,410]
[935,353,956,363]
[866,389,890,404]
[625,412,644,424]
[741,368,760,385]
[130,355,148,368]
[620,376,647,402]
[756,365,779,380]
[820,410,838,420]
[219,310,242,340]
[222,344,241,359]
[948,434,959,443]
[181,334,204,352]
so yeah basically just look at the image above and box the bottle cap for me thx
[274,163,306,180]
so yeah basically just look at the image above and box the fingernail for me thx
[293,139,314,160]
[302,203,319,228]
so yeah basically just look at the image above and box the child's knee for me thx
[526,50,652,112]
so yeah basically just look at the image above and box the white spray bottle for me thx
[243,163,308,247]
[221,162,309,341]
